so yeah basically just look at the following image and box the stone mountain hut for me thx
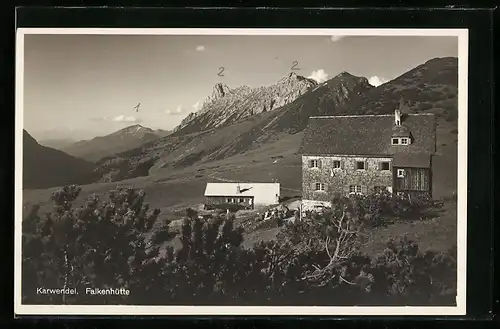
[299,105,436,209]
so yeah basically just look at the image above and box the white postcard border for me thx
[14,28,468,316]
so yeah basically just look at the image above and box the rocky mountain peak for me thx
[278,72,317,86]
[171,72,317,136]
[111,124,155,137]
[211,83,231,100]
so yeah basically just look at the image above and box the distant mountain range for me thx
[22,57,458,188]
[39,138,79,150]
[61,125,171,162]
[92,57,457,183]
[23,130,98,189]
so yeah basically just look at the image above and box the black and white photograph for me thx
[15,28,468,316]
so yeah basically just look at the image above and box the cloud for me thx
[308,69,329,83]
[368,76,388,87]
[90,115,141,123]
[330,35,345,42]
[111,115,141,123]
[164,105,183,115]
[195,45,205,52]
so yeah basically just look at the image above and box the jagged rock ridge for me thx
[172,72,318,136]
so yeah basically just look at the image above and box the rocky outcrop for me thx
[171,72,318,136]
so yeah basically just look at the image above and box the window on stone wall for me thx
[311,160,318,168]
[349,185,362,194]
[381,161,390,170]
[356,161,365,170]
[333,160,341,168]
[315,183,325,191]
[239,198,244,203]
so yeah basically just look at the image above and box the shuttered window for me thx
[361,185,368,194]
[333,160,341,168]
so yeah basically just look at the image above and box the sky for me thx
[22,34,458,141]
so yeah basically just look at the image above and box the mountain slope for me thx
[94,72,371,182]
[340,57,458,120]
[39,138,78,150]
[23,130,98,189]
[201,72,374,161]
[172,72,318,136]
[62,124,170,162]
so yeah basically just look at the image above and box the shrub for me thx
[22,185,175,305]
[22,186,456,306]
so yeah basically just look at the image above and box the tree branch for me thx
[339,275,356,285]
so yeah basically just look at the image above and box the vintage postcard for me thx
[15,28,468,316]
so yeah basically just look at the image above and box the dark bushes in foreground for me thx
[22,186,456,306]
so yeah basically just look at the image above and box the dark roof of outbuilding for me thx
[299,113,436,156]
[393,152,431,168]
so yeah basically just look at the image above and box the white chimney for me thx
[395,109,402,126]
[236,183,241,194]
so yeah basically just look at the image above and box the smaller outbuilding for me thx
[204,182,280,210]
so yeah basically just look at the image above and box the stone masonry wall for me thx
[302,155,393,202]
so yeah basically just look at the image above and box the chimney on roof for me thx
[236,183,241,194]
[395,97,407,126]
[395,109,402,126]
